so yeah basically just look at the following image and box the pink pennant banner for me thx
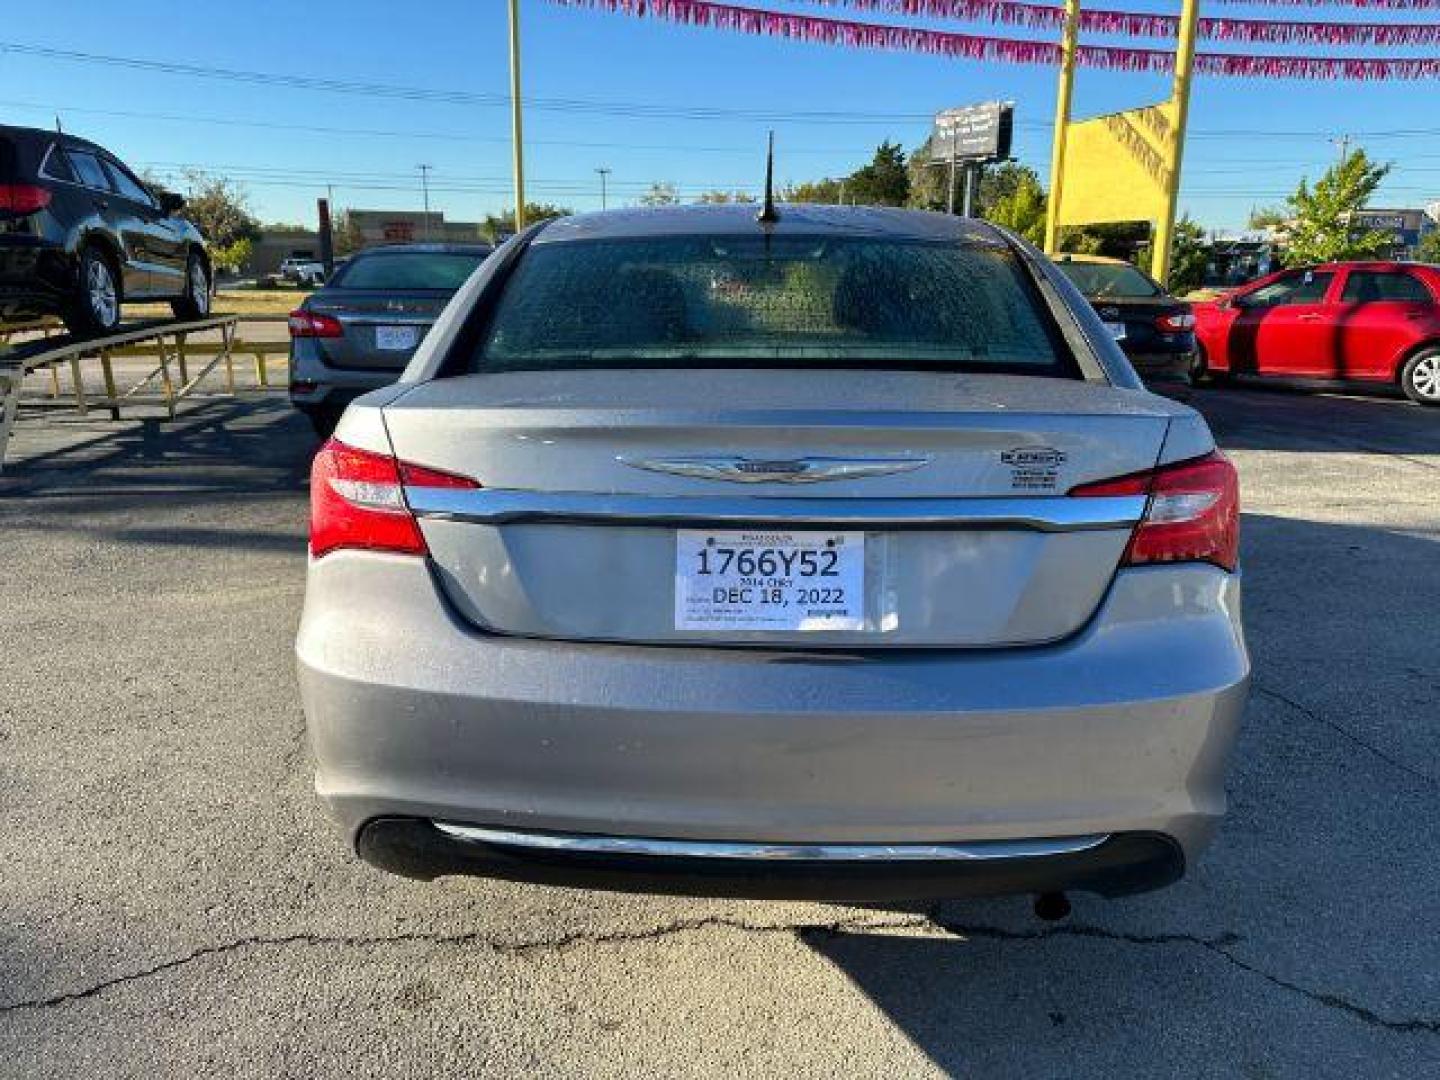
[551,0,1440,79]
[1209,0,1440,7]
[815,1,1440,47]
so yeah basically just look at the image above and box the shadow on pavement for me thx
[801,510,1438,1071]
[1191,383,1440,457]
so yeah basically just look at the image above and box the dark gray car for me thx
[288,242,492,435]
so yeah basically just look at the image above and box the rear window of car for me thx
[67,150,115,192]
[328,251,487,290]
[1056,261,1162,299]
[476,235,1072,375]
[1340,271,1433,304]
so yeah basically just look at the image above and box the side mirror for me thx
[158,192,186,214]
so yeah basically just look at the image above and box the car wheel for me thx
[171,252,211,320]
[303,404,345,439]
[1189,345,1209,384]
[1400,348,1440,406]
[64,246,122,337]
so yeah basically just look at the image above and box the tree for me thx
[783,178,844,204]
[845,141,910,207]
[480,204,571,242]
[695,190,755,204]
[1248,206,1289,233]
[1417,229,1440,265]
[980,168,1047,246]
[977,163,1039,218]
[1168,215,1210,294]
[1275,149,1393,266]
[176,170,261,249]
[210,237,253,274]
[334,214,367,256]
[905,136,947,211]
[640,182,680,206]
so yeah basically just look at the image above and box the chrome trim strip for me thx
[404,489,1146,532]
[621,455,932,485]
[432,824,1110,863]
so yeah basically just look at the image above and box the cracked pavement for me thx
[2,385,1437,1077]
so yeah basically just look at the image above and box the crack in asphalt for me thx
[0,912,926,1015]
[913,919,1440,1037]
[3,910,1436,1037]
[1254,682,1437,788]
[273,714,309,795]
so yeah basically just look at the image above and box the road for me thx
[1,384,1436,1077]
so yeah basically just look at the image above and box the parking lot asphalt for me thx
[1,383,1436,1078]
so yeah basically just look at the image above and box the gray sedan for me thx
[296,205,1249,910]
[287,242,492,435]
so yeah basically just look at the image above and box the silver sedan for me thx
[296,205,1249,908]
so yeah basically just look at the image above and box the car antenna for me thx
[757,130,780,225]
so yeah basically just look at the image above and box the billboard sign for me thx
[1352,208,1432,251]
[931,102,1014,163]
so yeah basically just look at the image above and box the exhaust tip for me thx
[1034,891,1072,921]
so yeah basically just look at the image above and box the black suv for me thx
[0,125,211,335]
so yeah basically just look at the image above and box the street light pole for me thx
[1150,0,1201,286]
[1044,0,1081,254]
[508,0,527,232]
[417,164,433,240]
[596,167,611,210]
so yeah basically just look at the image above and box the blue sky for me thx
[4,0,1437,232]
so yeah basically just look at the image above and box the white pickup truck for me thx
[279,257,327,286]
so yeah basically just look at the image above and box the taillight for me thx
[1071,451,1239,571]
[1155,311,1196,333]
[309,438,478,558]
[0,183,52,215]
[288,309,343,338]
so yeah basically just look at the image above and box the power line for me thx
[10,40,1440,141]
[0,41,935,125]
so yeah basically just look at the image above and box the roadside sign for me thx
[931,102,1014,164]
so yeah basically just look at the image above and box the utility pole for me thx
[508,0,527,232]
[417,164,433,240]
[946,121,959,216]
[596,167,611,210]
[1044,0,1081,253]
[1150,0,1201,287]
[1333,134,1352,162]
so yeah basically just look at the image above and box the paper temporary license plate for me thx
[674,530,865,632]
[1103,320,1128,341]
[375,325,420,351]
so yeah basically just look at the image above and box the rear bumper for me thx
[297,555,1249,897]
[358,819,1184,901]
[1126,349,1195,383]
[288,339,403,408]
[0,237,71,316]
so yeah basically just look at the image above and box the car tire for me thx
[64,246,123,337]
[171,251,211,321]
[1189,345,1209,384]
[303,404,345,439]
[1399,348,1440,406]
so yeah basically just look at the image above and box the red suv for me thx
[1192,262,1440,405]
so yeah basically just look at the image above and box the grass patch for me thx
[127,288,311,320]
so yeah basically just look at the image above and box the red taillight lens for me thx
[309,438,478,558]
[0,183,52,214]
[1155,311,1196,333]
[1072,451,1239,571]
[288,309,343,338]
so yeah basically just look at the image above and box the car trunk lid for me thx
[305,288,453,370]
[382,370,1177,648]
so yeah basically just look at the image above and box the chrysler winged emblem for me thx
[621,455,931,484]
